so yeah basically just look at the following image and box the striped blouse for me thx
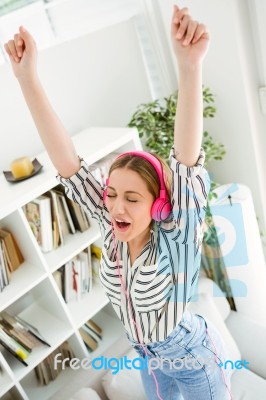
[56,146,211,344]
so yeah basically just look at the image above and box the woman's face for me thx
[105,168,154,243]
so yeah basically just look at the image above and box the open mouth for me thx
[114,219,131,231]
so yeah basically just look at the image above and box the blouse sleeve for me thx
[168,146,211,246]
[55,156,105,223]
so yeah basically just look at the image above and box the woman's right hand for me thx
[4,26,38,81]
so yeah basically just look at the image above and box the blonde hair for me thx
[108,152,172,201]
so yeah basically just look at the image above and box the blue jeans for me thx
[126,310,233,400]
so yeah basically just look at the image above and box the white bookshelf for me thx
[0,353,14,398]
[0,127,142,399]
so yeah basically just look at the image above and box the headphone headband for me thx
[114,151,168,198]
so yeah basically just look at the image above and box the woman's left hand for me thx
[171,5,210,67]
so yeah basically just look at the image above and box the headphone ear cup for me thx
[151,198,172,222]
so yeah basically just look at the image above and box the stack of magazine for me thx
[23,185,90,253]
[89,153,117,187]
[34,341,75,386]
[79,318,102,352]
[0,312,50,366]
[53,246,92,303]
[0,229,24,292]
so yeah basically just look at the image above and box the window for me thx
[0,0,169,99]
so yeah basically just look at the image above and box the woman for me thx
[5,4,232,399]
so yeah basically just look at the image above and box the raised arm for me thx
[4,26,80,178]
[171,5,210,167]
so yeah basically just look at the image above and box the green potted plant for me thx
[128,87,236,310]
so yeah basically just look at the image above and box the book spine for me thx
[39,197,53,252]
[0,338,28,366]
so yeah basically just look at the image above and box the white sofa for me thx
[99,274,266,400]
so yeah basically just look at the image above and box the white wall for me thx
[156,0,266,251]
[1,0,266,254]
[0,18,152,171]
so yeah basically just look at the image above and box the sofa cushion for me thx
[231,367,266,399]
[225,311,266,379]
[101,348,146,400]
[197,275,231,320]
[68,387,102,400]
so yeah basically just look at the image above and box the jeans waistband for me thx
[126,309,194,348]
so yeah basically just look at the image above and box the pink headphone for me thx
[103,151,172,222]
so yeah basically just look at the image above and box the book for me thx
[34,341,75,386]
[0,240,9,290]
[0,328,29,363]
[0,320,34,353]
[14,315,51,347]
[53,269,63,294]
[51,187,76,234]
[65,197,90,232]
[0,229,24,271]
[1,312,48,350]
[80,207,90,230]
[51,190,70,238]
[78,247,92,294]
[24,196,53,252]
[1,239,12,277]
[43,190,61,249]
[82,324,102,342]
[0,337,28,366]
[79,327,98,352]
[49,190,64,246]
[64,257,81,302]
[85,319,103,337]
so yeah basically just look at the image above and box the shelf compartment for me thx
[1,278,73,381]
[0,210,48,312]
[23,306,125,400]
[20,333,87,400]
[44,217,100,273]
[0,261,47,313]
[67,280,109,327]
[0,209,47,269]
[0,359,14,398]
[48,306,125,399]
[0,386,25,400]
[81,305,125,360]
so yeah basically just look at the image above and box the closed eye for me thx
[106,194,138,203]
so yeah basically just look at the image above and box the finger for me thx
[14,33,24,58]
[4,43,17,66]
[183,20,198,46]
[173,7,189,25]
[4,43,13,60]
[176,15,191,40]
[171,5,180,36]
[172,4,180,20]
[6,40,20,62]
[192,23,209,43]
[19,26,36,51]
[171,7,189,36]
